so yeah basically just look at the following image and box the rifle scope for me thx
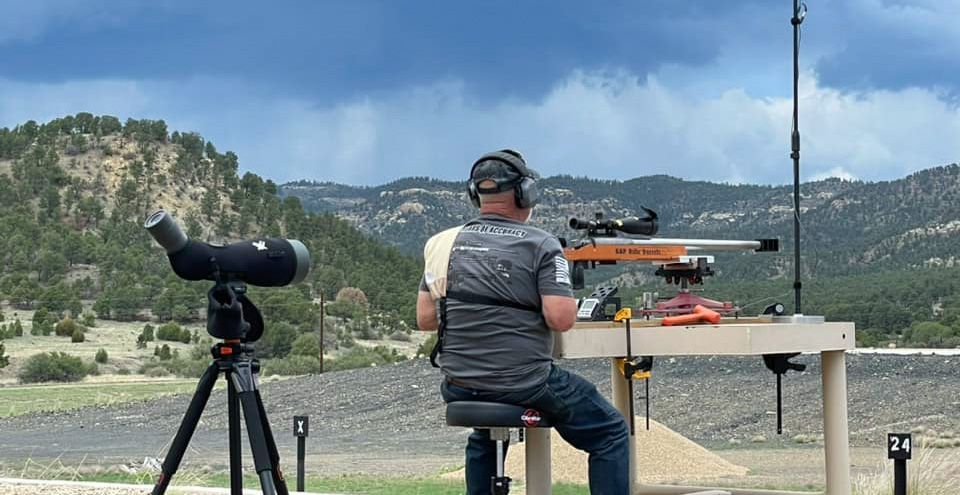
[569,208,659,237]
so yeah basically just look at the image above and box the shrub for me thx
[0,342,8,369]
[18,352,95,383]
[32,308,49,328]
[31,308,55,336]
[326,345,407,372]
[262,355,322,376]
[349,315,378,340]
[852,446,960,495]
[144,365,170,378]
[179,328,192,344]
[95,348,108,364]
[157,344,173,361]
[81,312,97,327]
[416,333,438,358]
[189,343,209,360]
[172,357,208,377]
[290,333,321,357]
[71,328,85,343]
[156,322,183,342]
[13,320,23,337]
[141,324,155,342]
[903,321,960,348]
[324,300,358,319]
[56,317,80,337]
[257,322,298,358]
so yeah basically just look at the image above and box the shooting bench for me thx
[519,320,856,495]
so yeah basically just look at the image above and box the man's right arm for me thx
[536,237,577,332]
[416,276,438,331]
[542,294,577,332]
[416,290,438,331]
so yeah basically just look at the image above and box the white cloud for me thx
[810,167,857,182]
[1,70,959,186]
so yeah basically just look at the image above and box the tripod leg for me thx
[255,390,290,495]
[228,377,243,495]
[152,362,220,495]
[230,361,279,495]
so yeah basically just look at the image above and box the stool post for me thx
[496,439,505,478]
[489,428,512,495]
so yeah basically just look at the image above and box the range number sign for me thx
[887,433,912,460]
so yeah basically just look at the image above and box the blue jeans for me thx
[441,365,629,495]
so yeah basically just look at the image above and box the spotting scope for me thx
[145,210,311,286]
[569,207,659,237]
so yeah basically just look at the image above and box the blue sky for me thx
[1,0,958,185]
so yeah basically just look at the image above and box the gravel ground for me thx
[0,354,957,477]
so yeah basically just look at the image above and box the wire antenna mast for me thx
[791,0,807,314]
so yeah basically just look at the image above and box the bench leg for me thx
[611,358,637,492]
[525,427,552,495]
[822,350,851,495]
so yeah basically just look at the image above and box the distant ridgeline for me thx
[282,163,960,348]
[0,114,420,331]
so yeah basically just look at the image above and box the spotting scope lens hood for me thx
[145,210,312,287]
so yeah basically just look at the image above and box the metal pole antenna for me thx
[319,291,325,373]
[790,0,806,314]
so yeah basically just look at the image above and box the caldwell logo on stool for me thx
[521,409,542,427]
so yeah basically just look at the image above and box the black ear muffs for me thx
[467,149,540,209]
[467,180,482,208]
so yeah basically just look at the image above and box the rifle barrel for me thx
[586,237,763,252]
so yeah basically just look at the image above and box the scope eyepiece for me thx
[145,210,189,254]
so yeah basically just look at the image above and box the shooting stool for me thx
[446,401,552,495]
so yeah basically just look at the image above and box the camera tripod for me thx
[152,282,289,495]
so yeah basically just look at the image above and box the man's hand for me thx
[416,290,439,331]
[542,295,577,332]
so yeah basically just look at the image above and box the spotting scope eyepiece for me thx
[569,207,659,237]
[145,210,311,287]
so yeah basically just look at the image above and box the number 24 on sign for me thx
[888,433,912,460]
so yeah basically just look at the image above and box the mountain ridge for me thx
[281,164,960,280]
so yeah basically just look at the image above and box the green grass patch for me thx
[0,380,204,418]
[23,470,590,495]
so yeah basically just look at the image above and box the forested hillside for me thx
[0,114,420,333]
[283,164,960,347]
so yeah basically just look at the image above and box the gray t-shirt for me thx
[421,214,574,392]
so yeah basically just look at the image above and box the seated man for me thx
[417,149,629,495]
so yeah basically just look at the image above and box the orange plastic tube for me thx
[661,304,722,326]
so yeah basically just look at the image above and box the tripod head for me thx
[207,278,264,342]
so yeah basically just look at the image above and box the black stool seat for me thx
[446,401,552,428]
